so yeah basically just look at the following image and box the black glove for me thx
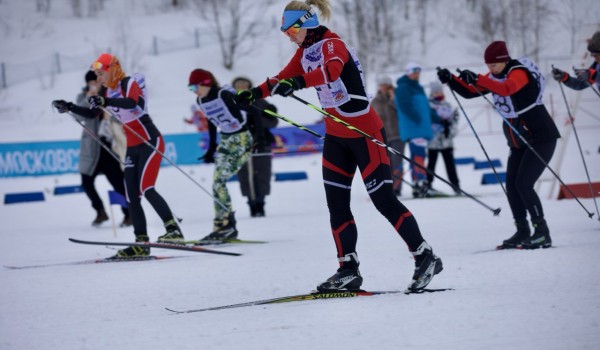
[442,119,451,138]
[88,95,105,109]
[459,70,478,85]
[551,67,568,82]
[574,68,595,83]
[52,100,73,113]
[437,68,452,84]
[234,87,262,107]
[199,149,215,164]
[271,77,305,97]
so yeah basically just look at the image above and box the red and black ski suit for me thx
[448,59,560,223]
[256,28,426,267]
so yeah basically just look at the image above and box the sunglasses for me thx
[281,8,316,38]
[188,84,200,92]
[90,61,110,71]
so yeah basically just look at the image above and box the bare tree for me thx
[335,0,409,77]
[36,0,50,14]
[191,0,274,70]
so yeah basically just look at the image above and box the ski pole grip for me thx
[456,68,463,74]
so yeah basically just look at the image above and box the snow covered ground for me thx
[1,1,600,349]
[1,129,600,350]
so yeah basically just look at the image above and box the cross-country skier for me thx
[552,31,600,91]
[53,53,184,258]
[438,41,560,249]
[234,0,443,292]
[188,69,253,243]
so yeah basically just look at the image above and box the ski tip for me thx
[165,307,183,314]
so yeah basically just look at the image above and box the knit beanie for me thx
[429,81,444,96]
[188,69,213,86]
[232,76,253,89]
[484,41,510,64]
[588,31,600,54]
[405,62,422,75]
[377,75,393,86]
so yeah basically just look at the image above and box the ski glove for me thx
[234,88,262,107]
[271,77,305,97]
[574,68,597,84]
[52,100,73,113]
[88,95,105,109]
[437,68,452,84]
[459,70,478,85]
[551,67,569,82]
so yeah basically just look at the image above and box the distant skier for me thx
[188,69,253,243]
[438,41,560,249]
[426,81,461,196]
[551,30,600,91]
[234,0,443,292]
[53,53,184,258]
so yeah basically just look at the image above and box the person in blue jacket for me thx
[394,62,434,198]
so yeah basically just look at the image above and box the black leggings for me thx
[505,140,556,222]
[81,145,128,216]
[322,129,425,261]
[427,148,459,188]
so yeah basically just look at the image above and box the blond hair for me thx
[285,0,331,21]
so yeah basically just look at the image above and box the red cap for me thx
[188,69,213,86]
[484,41,510,64]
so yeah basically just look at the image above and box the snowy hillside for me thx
[1,1,600,349]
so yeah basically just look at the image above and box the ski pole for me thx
[67,112,126,167]
[554,65,600,220]
[281,94,501,216]
[439,67,508,196]
[456,71,594,219]
[99,106,229,212]
[251,105,324,140]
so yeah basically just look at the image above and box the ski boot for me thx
[120,214,132,228]
[111,235,150,259]
[498,219,530,249]
[92,209,109,226]
[255,202,265,217]
[521,218,552,249]
[407,241,443,292]
[157,219,185,244]
[317,252,363,292]
[196,212,238,244]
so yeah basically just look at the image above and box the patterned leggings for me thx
[212,130,253,222]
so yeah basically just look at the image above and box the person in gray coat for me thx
[75,71,130,227]
[371,75,405,196]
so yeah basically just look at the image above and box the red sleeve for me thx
[302,39,348,87]
[476,69,529,97]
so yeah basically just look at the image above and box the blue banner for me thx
[0,123,325,178]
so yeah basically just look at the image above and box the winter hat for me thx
[90,53,125,90]
[404,62,422,75]
[188,69,213,87]
[231,76,253,89]
[85,70,97,83]
[484,41,510,63]
[429,81,444,96]
[588,31,600,54]
[377,75,393,86]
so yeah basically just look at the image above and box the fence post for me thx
[55,52,61,74]
[194,28,200,48]
[1,62,6,89]
[153,36,159,55]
